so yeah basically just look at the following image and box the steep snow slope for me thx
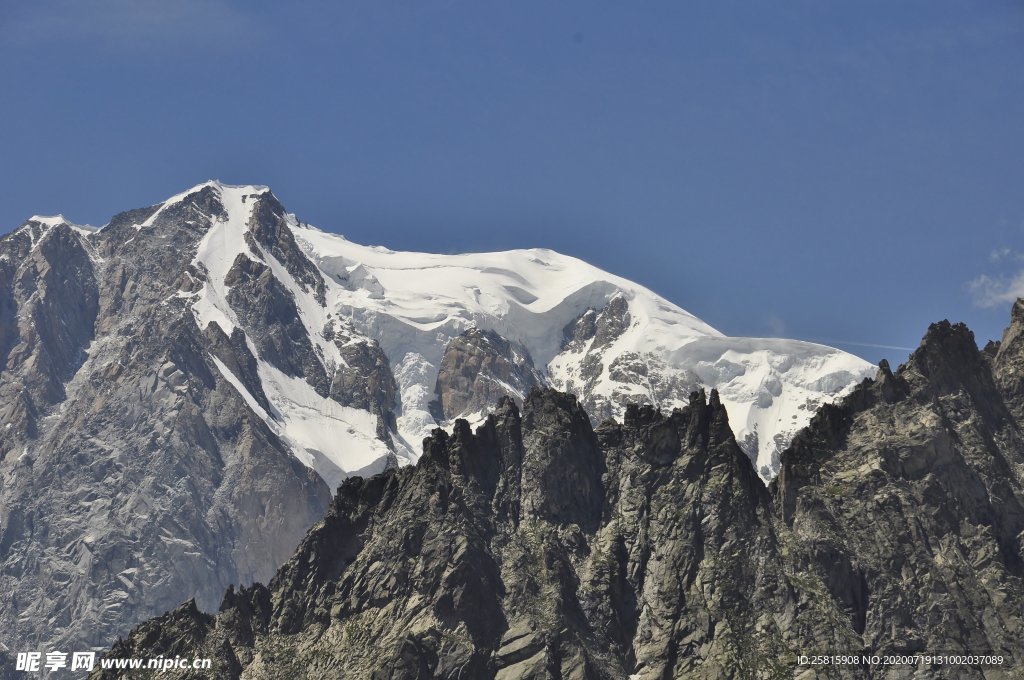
[170,182,870,480]
[184,183,395,489]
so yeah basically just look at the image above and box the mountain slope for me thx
[97,307,1024,679]
[0,181,868,658]
[0,190,337,656]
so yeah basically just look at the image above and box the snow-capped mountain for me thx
[183,181,871,481]
[0,180,871,656]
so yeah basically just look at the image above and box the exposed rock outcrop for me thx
[225,253,330,395]
[432,328,545,420]
[325,320,399,418]
[99,388,788,679]
[556,297,702,424]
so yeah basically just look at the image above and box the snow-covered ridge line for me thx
[25,214,98,232]
[7,215,99,248]
[150,182,877,481]
[28,214,70,227]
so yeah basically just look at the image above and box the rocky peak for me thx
[898,319,1012,432]
[169,183,229,221]
[901,320,993,398]
[0,180,882,672]
[101,317,1024,674]
[994,298,1024,418]
[431,327,546,421]
[244,191,326,304]
[520,388,604,530]
[0,182,334,658]
[0,221,98,449]
[771,307,1024,670]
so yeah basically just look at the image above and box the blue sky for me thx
[2,1,1023,365]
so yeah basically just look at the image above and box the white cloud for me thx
[990,247,1012,262]
[765,315,786,337]
[1,0,261,49]
[989,247,1024,264]
[968,271,1024,308]
[807,338,915,352]
[968,241,1024,308]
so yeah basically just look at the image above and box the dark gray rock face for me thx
[519,391,604,530]
[559,297,701,423]
[432,328,545,420]
[225,253,330,395]
[562,293,631,355]
[245,194,326,305]
[0,191,333,657]
[0,222,98,446]
[97,306,1024,679]
[325,320,398,417]
[774,317,1024,673]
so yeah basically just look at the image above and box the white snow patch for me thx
[189,184,267,335]
[392,352,439,460]
[28,215,68,227]
[255,360,392,490]
[211,354,393,490]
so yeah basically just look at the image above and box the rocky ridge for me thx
[95,305,1024,678]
